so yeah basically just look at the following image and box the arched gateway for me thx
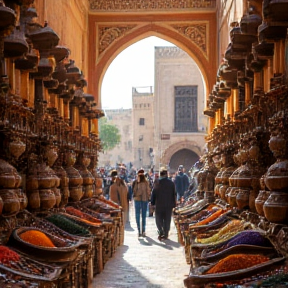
[87,0,218,107]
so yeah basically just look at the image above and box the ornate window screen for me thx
[174,86,198,132]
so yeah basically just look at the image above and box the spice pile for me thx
[19,230,56,248]
[205,254,270,274]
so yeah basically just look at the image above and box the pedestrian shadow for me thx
[141,236,173,250]
[125,222,135,231]
[162,238,182,248]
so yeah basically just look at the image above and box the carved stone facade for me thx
[89,0,216,11]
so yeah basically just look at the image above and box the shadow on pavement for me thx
[140,236,173,250]
[125,222,135,231]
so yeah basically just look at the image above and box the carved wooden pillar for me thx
[59,97,64,118]
[208,117,215,134]
[232,88,239,114]
[21,71,29,101]
[91,119,98,134]
[245,81,251,106]
[226,95,233,119]
[63,99,69,121]
[6,59,15,94]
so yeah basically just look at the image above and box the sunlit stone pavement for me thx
[91,203,189,288]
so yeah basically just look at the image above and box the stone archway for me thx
[169,149,199,174]
[87,2,218,106]
[161,140,202,172]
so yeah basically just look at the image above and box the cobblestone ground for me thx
[91,203,190,288]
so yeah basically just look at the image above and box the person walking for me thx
[151,167,176,241]
[109,173,129,224]
[132,169,151,237]
[174,165,189,202]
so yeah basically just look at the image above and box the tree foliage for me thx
[99,117,121,151]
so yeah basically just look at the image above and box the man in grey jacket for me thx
[151,167,176,240]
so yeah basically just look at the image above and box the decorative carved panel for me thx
[98,25,137,56]
[171,23,208,59]
[174,86,198,132]
[90,0,216,11]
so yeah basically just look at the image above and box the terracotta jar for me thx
[82,184,93,199]
[227,187,239,207]
[0,189,20,216]
[263,192,288,223]
[236,189,250,210]
[60,187,70,207]
[219,184,229,200]
[69,186,84,202]
[53,188,61,208]
[255,190,270,216]
[39,189,56,210]
[264,159,288,191]
[16,189,28,211]
[27,190,41,210]
[0,159,22,189]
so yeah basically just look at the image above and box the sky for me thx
[101,36,175,110]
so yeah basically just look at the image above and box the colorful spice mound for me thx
[196,220,248,244]
[191,209,224,227]
[46,214,91,237]
[205,254,270,274]
[65,207,102,225]
[205,230,272,255]
[0,246,20,265]
[20,230,56,248]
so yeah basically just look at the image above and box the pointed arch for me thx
[87,13,217,107]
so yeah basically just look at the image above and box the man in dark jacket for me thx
[174,165,189,201]
[151,167,176,240]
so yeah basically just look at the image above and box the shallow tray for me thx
[0,246,62,281]
[11,227,79,263]
[184,255,285,286]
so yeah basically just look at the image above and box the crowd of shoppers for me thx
[98,163,194,240]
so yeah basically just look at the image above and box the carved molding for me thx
[171,23,208,59]
[89,0,216,11]
[98,25,137,56]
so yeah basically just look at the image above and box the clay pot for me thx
[0,189,20,216]
[9,139,26,159]
[26,176,39,190]
[219,184,229,200]
[27,190,41,209]
[0,160,21,188]
[263,192,288,223]
[60,187,70,207]
[227,187,239,207]
[16,189,28,211]
[236,189,250,210]
[82,185,93,199]
[38,173,55,189]
[264,160,288,191]
[255,190,270,216]
[39,189,56,209]
[69,186,84,202]
[53,188,61,207]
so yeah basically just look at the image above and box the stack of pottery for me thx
[53,153,70,208]
[0,159,22,216]
[26,155,60,210]
[263,121,288,223]
[74,153,94,199]
[88,156,103,196]
[64,151,83,202]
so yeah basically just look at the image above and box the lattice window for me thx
[174,86,198,132]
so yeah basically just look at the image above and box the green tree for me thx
[99,117,121,151]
